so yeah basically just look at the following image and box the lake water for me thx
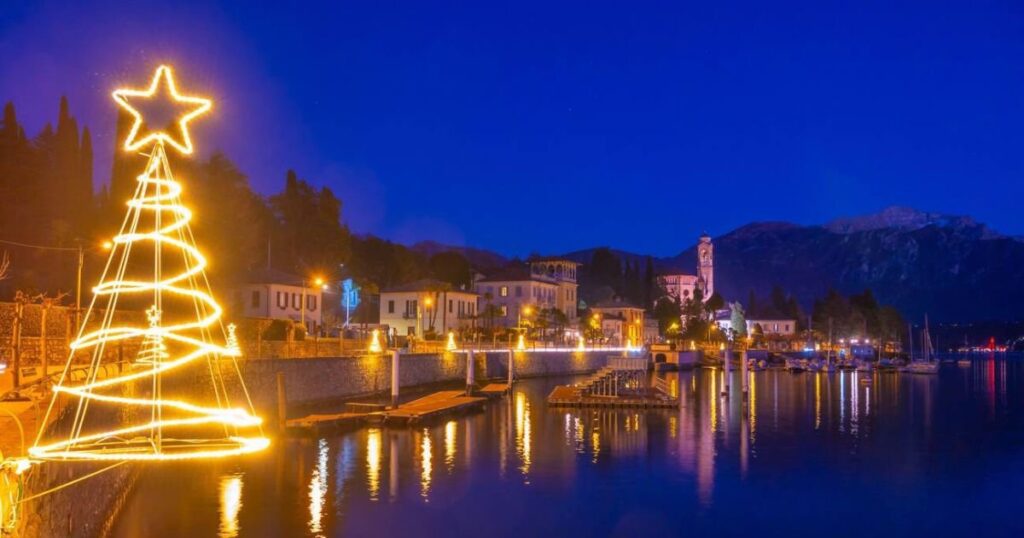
[111,354,1024,537]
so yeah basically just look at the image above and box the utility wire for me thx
[0,238,80,252]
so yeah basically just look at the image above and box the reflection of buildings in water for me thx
[419,428,433,500]
[851,372,859,435]
[308,439,329,537]
[464,415,473,468]
[444,420,457,471]
[749,371,757,444]
[500,398,511,478]
[218,474,243,538]
[389,432,399,501]
[696,370,716,506]
[595,411,648,457]
[815,373,822,430]
[366,429,382,500]
[772,371,779,431]
[515,391,532,479]
[865,386,871,418]
[839,372,846,433]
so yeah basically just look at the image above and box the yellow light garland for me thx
[29,65,267,462]
[112,65,212,155]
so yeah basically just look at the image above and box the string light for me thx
[112,65,212,155]
[29,65,266,462]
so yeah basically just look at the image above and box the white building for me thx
[232,268,325,334]
[715,316,797,337]
[379,279,478,337]
[658,233,714,303]
[474,258,579,328]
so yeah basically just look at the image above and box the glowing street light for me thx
[301,275,325,334]
[369,329,383,354]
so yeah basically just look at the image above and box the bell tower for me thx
[697,233,714,300]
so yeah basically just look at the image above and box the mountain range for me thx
[417,207,1024,323]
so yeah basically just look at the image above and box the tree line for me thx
[0,98,472,311]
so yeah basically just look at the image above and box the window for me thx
[515,286,522,297]
[308,296,317,310]
[250,290,260,308]
[500,286,508,297]
[276,291,287,309]
[448,299,453,313]
[291,293,300,310]
[500,305,508,317]
[387,300,395,314]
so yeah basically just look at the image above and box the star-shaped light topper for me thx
[112,65,212,155]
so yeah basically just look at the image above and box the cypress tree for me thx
[79,126,94,232]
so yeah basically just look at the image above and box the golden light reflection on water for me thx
[815,373,822,429]
[366,429,382,500]
[420,429,433,500]
[710,371,718,434]
[217,474,243,538]
[515,391,532,478]
[444,420,457,471]
[749,371,757,441]
[308,439,329,537]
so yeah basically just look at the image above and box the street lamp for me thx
[301,276,325,334]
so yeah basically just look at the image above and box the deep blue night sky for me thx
[1,1,1022,256]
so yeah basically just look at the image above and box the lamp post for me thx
[518,305,532,347]
[301,276,325,334]
[422,296,433,335]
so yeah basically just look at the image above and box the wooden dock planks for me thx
[478,383,510,396]
[374,390,487,425]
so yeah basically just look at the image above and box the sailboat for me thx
[903,315,939,374]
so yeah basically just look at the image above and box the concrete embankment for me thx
[13,349,618,538]
[239,349,617,416]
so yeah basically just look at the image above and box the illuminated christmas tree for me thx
[30,65,268,461]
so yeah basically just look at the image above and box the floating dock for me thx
[368,390,487,425]
[286,402,387,433]
[478,383,511,396]
[547,385,677,409]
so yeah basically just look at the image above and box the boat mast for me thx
[908,322,914,362]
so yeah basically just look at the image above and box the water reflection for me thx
[111,356,1024,537]
[366,429,381,500]
[515,391,532,479]
[419,428,433,500]
[444,420,457,471]
[308,439,328,537]
[217,474,243,538]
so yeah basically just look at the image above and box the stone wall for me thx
[239,350,618,415]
